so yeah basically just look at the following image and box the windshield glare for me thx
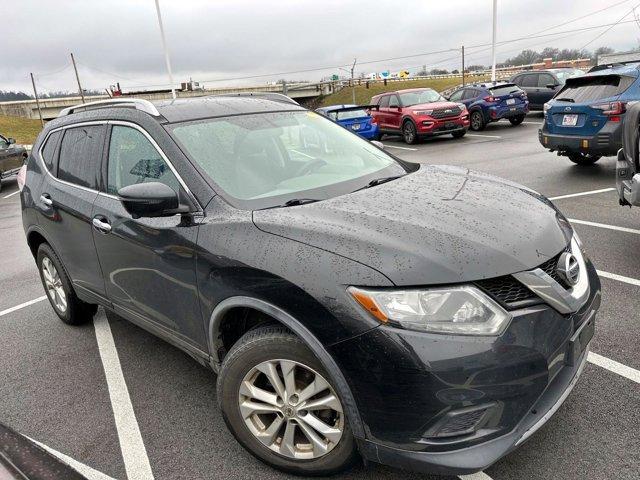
[171,111,405,208]
[398,89,444,106]
[330,109,369,121]
[553,69,584,83]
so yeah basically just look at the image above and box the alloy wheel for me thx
[471,111,483,130]
[238,359,344,460]
[41,256,67,313]
[403,122,416,143]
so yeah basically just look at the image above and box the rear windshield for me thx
[329,109,369,121]
[489,84,522,96]
[555,75,633,103]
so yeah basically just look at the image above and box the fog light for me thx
[581,139,589,148]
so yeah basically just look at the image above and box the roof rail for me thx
[213,92,300,105]
[58,98,161,117]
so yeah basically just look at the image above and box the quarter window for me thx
[57,125,104,189]
[0,135,8,149]
[41,130,62,172]
[107,125,180,195]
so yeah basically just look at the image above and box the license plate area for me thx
[562,114,578,126]
[566,315,595,366]
[444,121,455,129]
[351,124,361,131]
[506,98,516,105]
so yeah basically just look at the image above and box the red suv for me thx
[370,88,469,144]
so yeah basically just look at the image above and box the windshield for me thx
[555,75,633,103]
[398,89,445,106]
[329,109,369,121]
[553,69,584,83]
[171,111,407,209]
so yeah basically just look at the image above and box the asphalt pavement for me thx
[0,112,638,480]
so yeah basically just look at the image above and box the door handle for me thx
[92,217,112,234]
[40,194,53,207]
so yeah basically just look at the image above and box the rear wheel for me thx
[509,115,525,126]
[37,243,97,325]
[218,325,358,476]
[470,110,486,131]
[402,120,418,144]
[451,129,466,139]
[567,153,601,165]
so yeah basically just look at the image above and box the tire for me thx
[509,115,525,126]
[451,129,467,139]
[567,153,601,166]
[37,243,98,325]
[402,120,418,144]
[470,110,486,131]
[217,325,358,476]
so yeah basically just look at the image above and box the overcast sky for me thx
[2,0,640,94]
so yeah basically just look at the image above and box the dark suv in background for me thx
[20,96,600,476]
[511,68,584,110]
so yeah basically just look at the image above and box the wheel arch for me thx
[26,225,53,259]
[208,296,365,438]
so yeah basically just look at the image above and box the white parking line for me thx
[588,352,640,385]
[548,188,615,201]
[569,219,640,235]
[3,190,20,199]
[29,437,117,480]
[597,270,640,287]
[383,144,418,151]
[522,121,543,125]
[0,295,46,317]
[466,133,502,139]
[94,315,155,480]
[459,472,494,480]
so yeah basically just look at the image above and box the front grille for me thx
[431,106,462,119]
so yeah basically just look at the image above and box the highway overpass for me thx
[0,82,332,120]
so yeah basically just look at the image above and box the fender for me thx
[208,296,365,439]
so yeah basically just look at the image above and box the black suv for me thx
[511,68,584,110]
[20,96,600,476]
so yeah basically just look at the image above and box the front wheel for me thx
[567,153,601,165]
[469,111,486,131]
[451,129,467,139]
[218,326,358,476]
[402,120,418,144]
[509,115,525,126]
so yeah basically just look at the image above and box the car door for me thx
[387,94,403,130]
[461,88,479,108]
[377,95,391,130]
[0,135,22,174]
[35,124,108,302]
[91,122,204,348]
[519,73,541,107]
[537,72,558,106]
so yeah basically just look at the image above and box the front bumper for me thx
[330,261,601,475]
[539,120,623,157]
[417,115,469,137]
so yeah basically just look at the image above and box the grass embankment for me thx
[0,115,42,145]
[318,76,489,107]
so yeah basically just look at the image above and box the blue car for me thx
[539,62,640,165]
[447,82,529,131]
[315,104,380,140]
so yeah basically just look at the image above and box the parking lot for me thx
[1,112,639,480]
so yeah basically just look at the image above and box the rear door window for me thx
[556,75,634,103]
[41,130,62,172]
[538,73,556,87]
[57,125,105,189]
[448,90,464,101]
[378,95,390,108]
[388,95,400,108]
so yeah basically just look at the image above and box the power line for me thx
[579,3,640,50]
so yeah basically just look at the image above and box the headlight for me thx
[457,103,467,111]
[348,285,511,335]
[413,109,433,116]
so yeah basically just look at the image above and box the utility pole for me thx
[70,53,85,104]
[154,0,176,99]
[461,45,465,86]
[30,73,44,127]
[350,58,356,104]
[491,0,498,82]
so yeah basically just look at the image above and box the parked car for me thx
[447,82,529,131]
[315,104,380,140]
[370,88,469,144]
[20,97,600,476]
[539,62,640,165]
[616,101,640,206]
[511,68,584,110]
[0,133,28,193]
[0,421,88,479]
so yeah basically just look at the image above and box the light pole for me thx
[491,0,498,82]
[154,0,176,99]
[338,58,357,104]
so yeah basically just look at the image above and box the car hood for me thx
[253,165,569,286]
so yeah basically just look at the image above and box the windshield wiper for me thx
[354,175,404,192]
[282,198,320,207]
[555,97,575,103]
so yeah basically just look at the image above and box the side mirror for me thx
[371,140,385,150]
[118,182,189,219]
[7,138,15,145]
[546,83,559,89]
[396,106,402,111]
